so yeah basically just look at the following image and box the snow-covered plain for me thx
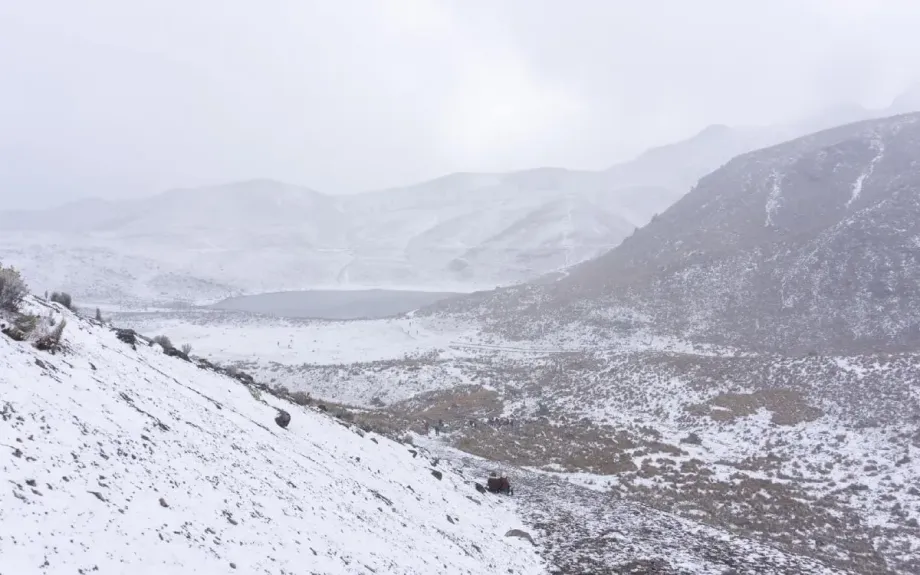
[108,310,739,408]
[0,298,544,575]
[109,312,481,366]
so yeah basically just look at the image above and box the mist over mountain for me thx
[0,169,671,304]
[436,112,920,355]
[4,88,920,307]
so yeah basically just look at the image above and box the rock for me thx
[431,470,443,481]
[25,479,36,487]
[504,529,535,546]
[446,515,455,524]
[230,563,237,569]
[317,404,328,412]
[159,497,169,508]
[88,491,108,503]
[475,483,486,494]
[275,409,291,429]
[408,450,418,458]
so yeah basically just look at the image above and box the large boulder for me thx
[275,409,291,429]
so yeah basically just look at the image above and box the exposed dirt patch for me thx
[688,388,823,425]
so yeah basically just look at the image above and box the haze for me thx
[1,0,919,209]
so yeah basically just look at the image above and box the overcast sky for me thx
[1,0,919,209]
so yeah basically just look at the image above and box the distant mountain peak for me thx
[693,123,733,139]
[889,83,920,114]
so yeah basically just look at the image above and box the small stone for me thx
[229,563,237,569]
[159,497,169,508]
[431,470,443,481]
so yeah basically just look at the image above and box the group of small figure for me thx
[467,417,515,428]
[423,419,445,436]
[423,416,518,436]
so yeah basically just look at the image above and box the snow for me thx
[110,313,480,366]
[847,136,885,208]
[0,298,544,575]
[765,170,784,226]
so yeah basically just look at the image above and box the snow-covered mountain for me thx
[0,296,544,574]
[0,175,669,304]
[602,86,920,199]
[438,112,920,355]
[7,88,920,305]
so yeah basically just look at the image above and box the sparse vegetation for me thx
[180,343,193,355]
[0,263,29,312]
[14,313,39,334]
[49,291,73,310]
[152,335,174,349]
[289,390,311,406]
[34,318,67,353]
[95,307,103,322]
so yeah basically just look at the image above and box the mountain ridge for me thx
[430,112,920,355]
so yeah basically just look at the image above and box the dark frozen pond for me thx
[209,289,463,320]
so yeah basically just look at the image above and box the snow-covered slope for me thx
[225,323,920,573]
[103,307,892,573]
[438,112,920,354]
[0,298,544,574]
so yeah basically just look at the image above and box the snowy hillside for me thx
[436,112,920,354]
[101,310,883,574]
[0,297,544,574]
[111,305,920,573]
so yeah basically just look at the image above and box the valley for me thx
[209,288,464,320]
[8,3,920,572]
[100,112,920,573]
[6,112,920,574]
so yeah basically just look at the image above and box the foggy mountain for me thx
[436,112,920,355]
[5,90,920,305]
[604,86,920,197]
[0,173,670,304]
